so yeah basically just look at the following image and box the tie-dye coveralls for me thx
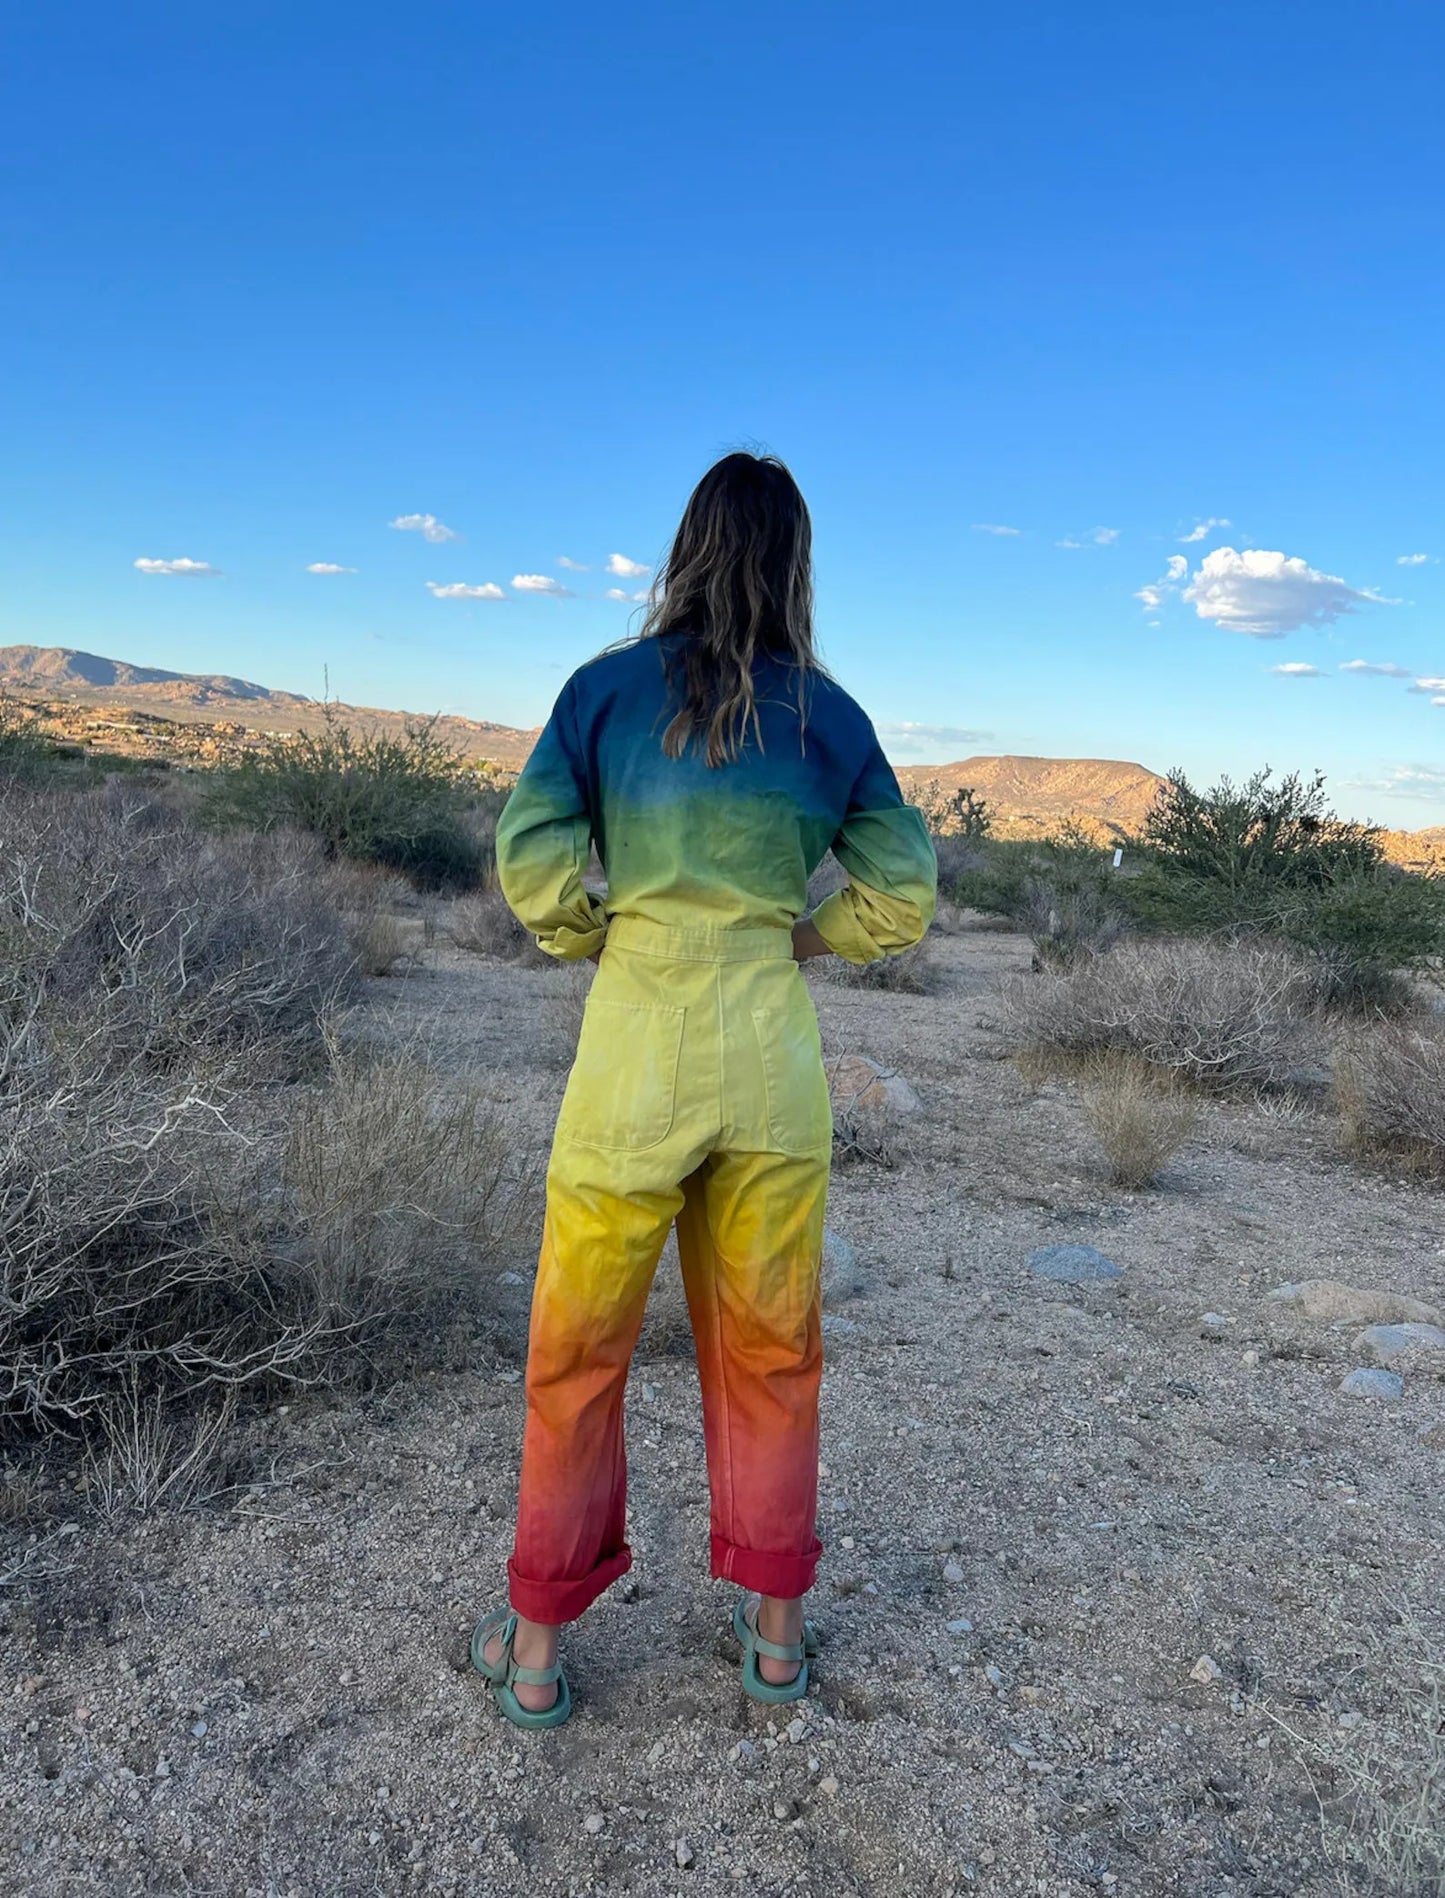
[495,633,938,1622]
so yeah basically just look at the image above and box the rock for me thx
[583,1812,606,1835]
[785,1716,808,1744]
[946,1617,974,1634]
[1340,1368,1405,1401]
[821,1227,864,1308]
[1189,1655,1223,1685]
[189,1720,208,1739]
[673,1839,695,1869]
[1269,1279,1442,1327]
[1354,1322,1445,1376]
[771,1797,799,1822]
[1200,1313,1230,1337]
[824,1053,921,1115]
[1420,1420,1445,1449]
[819,1775,840,1798]
[942,1560,965,1583]
[1027,1244,1123,1285]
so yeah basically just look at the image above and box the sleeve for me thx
[494,680,610,960]
[809,732,938,965]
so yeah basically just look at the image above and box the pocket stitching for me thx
[559,999,686,1152]
[751,1004,833,1157]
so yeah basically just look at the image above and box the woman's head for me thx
[641,451,817,765]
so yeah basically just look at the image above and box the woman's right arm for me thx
[495,681,609,961]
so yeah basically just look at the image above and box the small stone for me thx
[1269,1279,1442,1327]
[821,1314,859,1340]
[863,1581,879,1595]
[583,1812,606,1835]
[822,1228,865,1308]
[984,1664,1005,1687]
[642,1382,656,1402]
[1026,1244,1122,1285]
[942,1559,965,1583]
[1242,1349,1261,1368]
[497,1271,525,1287]
[674,1838,695,1869]
[820,1774,839,1797]
[772,1797,799,1822]
[841,1535,856,1550]
[1340,1367,1405,1401]
[154,1757,172,1779]
[1354,1322,1445,1374]
[786,1717,808,1744]
[946,1618,974,1634]
[1017,1684,1045,1705]
[730,1739,756,1763]
[189,1720,208,1739]
[1200,1313,1230,1335]
[647,1739,665,1764]
[1337,1710,1364,1729]
[1189,1655,1223,1685]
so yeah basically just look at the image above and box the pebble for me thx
[189,1720,208,1739]
[1340,1368,1405,1401]
[1200,1312,1230,1335]
[946,1618,974,1634]
[730,1740,756,1763]
[496,1271,525,1287]
[841,1536,856,1550]
[1189,1655,1223,1685]
[583,1812,606,1835]
[647,1739,665,1764]
[1270,1279,1442,1326]
[154,1757,172,1779]
[786,1717,808,1744]
[673,1838,695,1869]
[772,1798,799,1822]
[819,1775,840,1797]
[1026,1244,1122,1285]
[1420,1420,1445,1449]
[942,1559,965,1583]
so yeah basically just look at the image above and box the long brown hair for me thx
[639,451,817,766]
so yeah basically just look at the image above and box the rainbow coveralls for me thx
[496,633,938,1621]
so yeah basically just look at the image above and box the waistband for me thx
[604,916,796,963]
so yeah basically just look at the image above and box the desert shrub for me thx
[284,1044,539,1340]
[932,833,991,902]
[1002,936,1322,1091]
[1335,1014,1445,1171]
[448,887,546,963]
[1079,1054,1200,1187]
[907,779,992,840]
[1126,767,1445,1007]
[942,832,1130,960]
[543,961,593,1056]
[318,858,417,975]
[814,942,935,993]
[0,782,360,1441]
[0,698,56,782]
[202,710,490,890]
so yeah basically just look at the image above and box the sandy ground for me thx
[3,920,1443,1898]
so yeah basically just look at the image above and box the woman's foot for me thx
[481,1613,561,1713]
[754,1595,805,1686]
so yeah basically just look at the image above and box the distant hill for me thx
[0,644,538,770]
[895,754,1166,841]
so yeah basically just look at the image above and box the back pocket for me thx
[752,1002,833,1155]
[557,999,686,1151]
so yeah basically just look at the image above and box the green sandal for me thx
[732,1597,819,1705]
[471,1608,572,1730]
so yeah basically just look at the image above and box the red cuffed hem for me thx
[507,1546,632,1624]
[710,1532,822,1599]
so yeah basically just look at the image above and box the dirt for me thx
[3,920,1443,1898]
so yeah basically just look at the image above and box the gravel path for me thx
[3,922,1442,1897]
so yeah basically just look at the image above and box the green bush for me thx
[0,699,56,783]
[1125,768,1445,1008]
[941,832,1129,963]
[202,711,493,891]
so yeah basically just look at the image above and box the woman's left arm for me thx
[495,681,609,961]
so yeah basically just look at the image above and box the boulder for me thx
[1353,1322,1445,1377]
[1339,1368,1405,1401]
[824,1054,920,1115]
[821,1227,864,1308]
[1268,1279,1442,1327]
[1027,1243,1123,1286]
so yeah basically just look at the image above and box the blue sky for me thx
[3,2,1444,823]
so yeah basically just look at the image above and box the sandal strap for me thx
[745,1603,806,1664]
[509,1659,563,1687]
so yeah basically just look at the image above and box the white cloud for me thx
[1134,554,1190,611]
[1180,517,1232,543]
[557,557,590,571]
[606,553,650,578]
[1408,677,1445,695]
[1340,659,1411,678]
[605,587,651,603]
[1058,527,1119,549]
[425,580,504,600]
[133,556,220,577]
[1269,663,1323,678]
[305,562,355,575]
[389,513,459,543]
[1397,553,1435,566]
[1182,546,1389,638]
[877,721,993,756]
[971,523,1021,537]
[1360,766,1445,803]
[512,574,574,596]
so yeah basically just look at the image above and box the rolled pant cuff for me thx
[507,1546,632,1624]
[710,1533,821,1600]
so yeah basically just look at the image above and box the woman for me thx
[471,452,937,1727]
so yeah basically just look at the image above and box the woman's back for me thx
[497,629,937,960]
